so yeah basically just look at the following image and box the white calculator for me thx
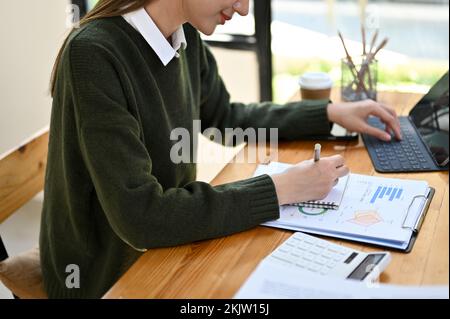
[265,232,391,283]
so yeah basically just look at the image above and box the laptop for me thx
[362,71,449,173]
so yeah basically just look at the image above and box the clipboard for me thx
[255,161,436,253]
[328,186,436,253]
[401,187,435,253]
[301,186,436,253]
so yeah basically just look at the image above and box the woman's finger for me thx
[385,125,393,136]
[368,104,402,140]
[379,103,397,117]
[380,103,402,138]
[336,165,350,178]
[328,154,345,168]
[362,122,392,141]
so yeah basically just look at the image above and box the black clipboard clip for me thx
[400,187,435,253]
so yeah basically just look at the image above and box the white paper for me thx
[234,262,449,299]
[254,162,430,246]
[255,161,349,207]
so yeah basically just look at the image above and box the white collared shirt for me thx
[123,7,187,66]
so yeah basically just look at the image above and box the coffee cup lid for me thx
[298,72,333,90]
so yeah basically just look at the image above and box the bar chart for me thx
[370,186,403,204]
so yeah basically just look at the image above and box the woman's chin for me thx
[196,23,217,36]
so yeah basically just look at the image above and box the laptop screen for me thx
[410,71,449,167]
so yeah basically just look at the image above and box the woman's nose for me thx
[233,0,250,16]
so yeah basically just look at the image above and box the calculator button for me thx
[304,253,315,261]
[295,263,306,269]
[314,260,325,267]
[307,265,320,272]
[271,255,293,264]
[315,242,328,249]
[304,238,317,245]
[323,251,334,259]
[291,252,302,259]
[278,247,290,254]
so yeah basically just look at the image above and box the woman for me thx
[41,0,401,298]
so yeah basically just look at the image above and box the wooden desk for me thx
[104,91,449,298]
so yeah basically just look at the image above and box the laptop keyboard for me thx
[363,117,436,172]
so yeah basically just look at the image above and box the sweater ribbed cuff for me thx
[285,99,332,138]
[234,174,280,225]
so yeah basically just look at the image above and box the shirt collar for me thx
[123,7,187,66]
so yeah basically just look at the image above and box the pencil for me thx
[314,143,321,162]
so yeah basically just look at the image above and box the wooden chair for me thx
[0,130,49,299]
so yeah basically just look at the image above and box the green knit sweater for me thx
[39,16,332,298]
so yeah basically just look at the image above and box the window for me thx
[272,0,449,103]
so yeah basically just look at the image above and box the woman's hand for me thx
[327,99,402,142]
[270,155,350,205]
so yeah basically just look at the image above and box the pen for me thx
[314,143,321,162]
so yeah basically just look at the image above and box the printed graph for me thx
[370,186,403,204]
[297,207,328,216]
[347,210,383,227]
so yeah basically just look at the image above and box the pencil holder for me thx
[341,55,378,102]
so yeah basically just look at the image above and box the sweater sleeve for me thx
[199,42,332,144]
[69,38,280,251]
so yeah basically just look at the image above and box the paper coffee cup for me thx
[298,72,333,100]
